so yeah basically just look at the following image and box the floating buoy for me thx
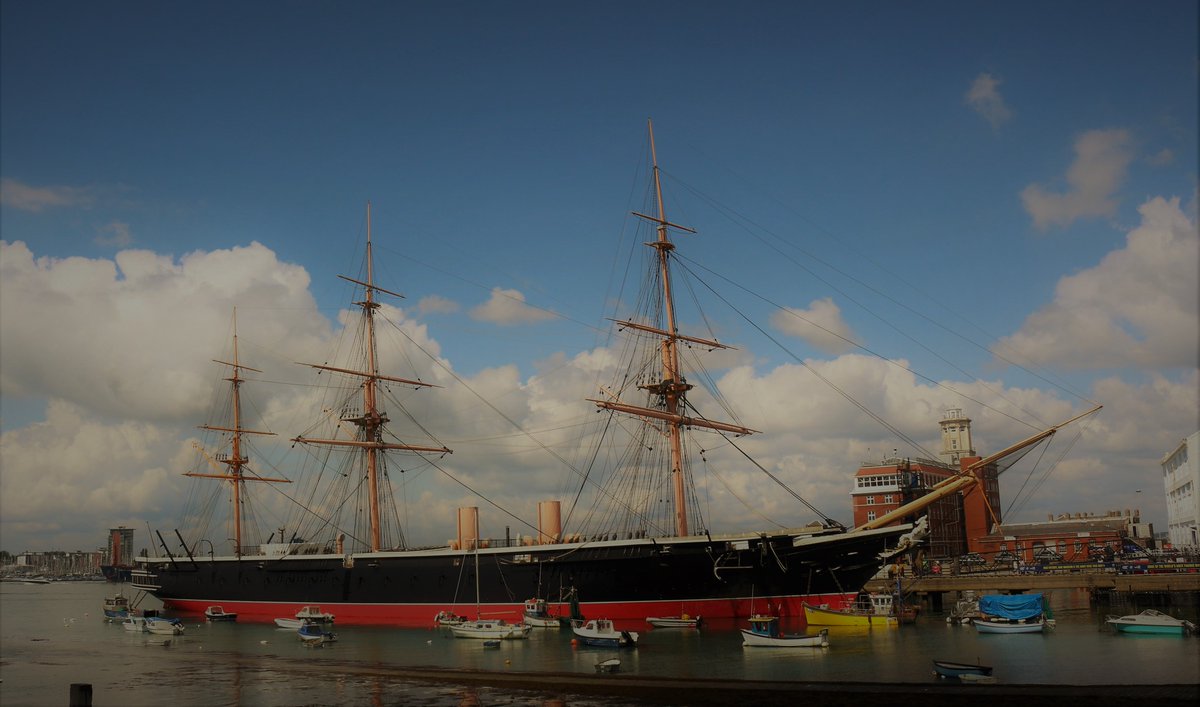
[259,640,268,645]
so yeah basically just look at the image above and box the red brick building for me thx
[850,409,999,561]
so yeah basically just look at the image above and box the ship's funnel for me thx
[457,507,479,550]
[537,500,562,545]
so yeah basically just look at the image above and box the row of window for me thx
[1162,446,1189,474]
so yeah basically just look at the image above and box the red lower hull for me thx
[163,592,856,627]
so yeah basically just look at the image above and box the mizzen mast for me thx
[292,202,451,552]
[592,120,757,537]
[185,308,287,557]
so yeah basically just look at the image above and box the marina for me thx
[1,580,1196,705]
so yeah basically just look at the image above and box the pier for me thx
[867,570,1200,611]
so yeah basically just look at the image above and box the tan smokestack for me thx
[538,500,562,545]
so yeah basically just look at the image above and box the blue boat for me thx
[298,621,336,646]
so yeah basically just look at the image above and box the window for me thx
[866,496,876,505]
[884,495,894,504]
[866,511,876,522]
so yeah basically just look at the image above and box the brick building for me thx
[851,409,999,560]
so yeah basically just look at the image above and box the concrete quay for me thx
[866,571,1200,595]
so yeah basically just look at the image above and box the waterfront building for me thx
[1162,430,1199,550]
[850,409,999,560]
[972,510,1147,565]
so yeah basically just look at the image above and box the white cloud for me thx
[965,73,1012,128]
[994,196,1199,369]
[1020,129,1134,230]
[769,297,859,355]
[417,294,460,315]
[0,178,97,212]
[95,220,134,247]
[0,240,330,423]
[469,287,556,325]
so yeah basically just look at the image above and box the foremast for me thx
[185,308,287,557]
[590,120,758,537]
[292,202,451,552]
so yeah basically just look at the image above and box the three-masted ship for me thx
[134,125,1092,625]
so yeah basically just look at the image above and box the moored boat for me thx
[205,606,237,622]
[595,658,621,673]
[1105,609,1196,635]
[932,659,993,679]
[740,615,829,648]
[973,617,1046,634]
[434,610,467,626]
[122,616,147,632]
[522,598,560,628]
[974,593,1049,634]
[103,593,131,620]
[646,615,701,629]
[298,622,335,646]
[295,606,334,624]
[145,617,185,635]
[803,602,898,628]
[572,619,638,648]
[274,617,304,629]
[451,619,531,640]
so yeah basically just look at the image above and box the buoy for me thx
[260,640,268,645]
[570,638,578,646]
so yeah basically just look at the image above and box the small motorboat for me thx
[645,614,701,629]
[121,616,147,633]
[482,639,501,649]
[932,659,994,679]
[434,610,467,626]
[294,606,335,624]
[274,617,304,629]
[205,606,238,622]
[595,658,621,673]
[1105,609,1197,635]
[298,621,336,646]
[741,615,829,647]
[103,593,131,620]
[145,617,185,636]
[572,619,638,648]
[522,598,560,628]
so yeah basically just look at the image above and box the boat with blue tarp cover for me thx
[974,593,1051,633]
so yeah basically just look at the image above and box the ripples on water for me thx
[1,582,1196,705]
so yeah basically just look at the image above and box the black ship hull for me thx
[133,525,907,625]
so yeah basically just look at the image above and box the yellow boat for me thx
[803,603,898,627]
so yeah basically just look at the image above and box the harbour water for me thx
[1,581,1196,706]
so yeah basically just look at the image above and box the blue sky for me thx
[1,1,1196,553]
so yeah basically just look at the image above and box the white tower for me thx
[940,408,975,464]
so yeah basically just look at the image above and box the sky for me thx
[1,1,1197,554]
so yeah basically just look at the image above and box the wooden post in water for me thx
[69,683,93,706]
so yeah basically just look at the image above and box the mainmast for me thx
[293,202,451,552]
[592,120,757,537]
[185,308,287,557]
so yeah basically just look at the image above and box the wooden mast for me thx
[293,202,451,552]
[593,119,756,537]
[185,308,286,557]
